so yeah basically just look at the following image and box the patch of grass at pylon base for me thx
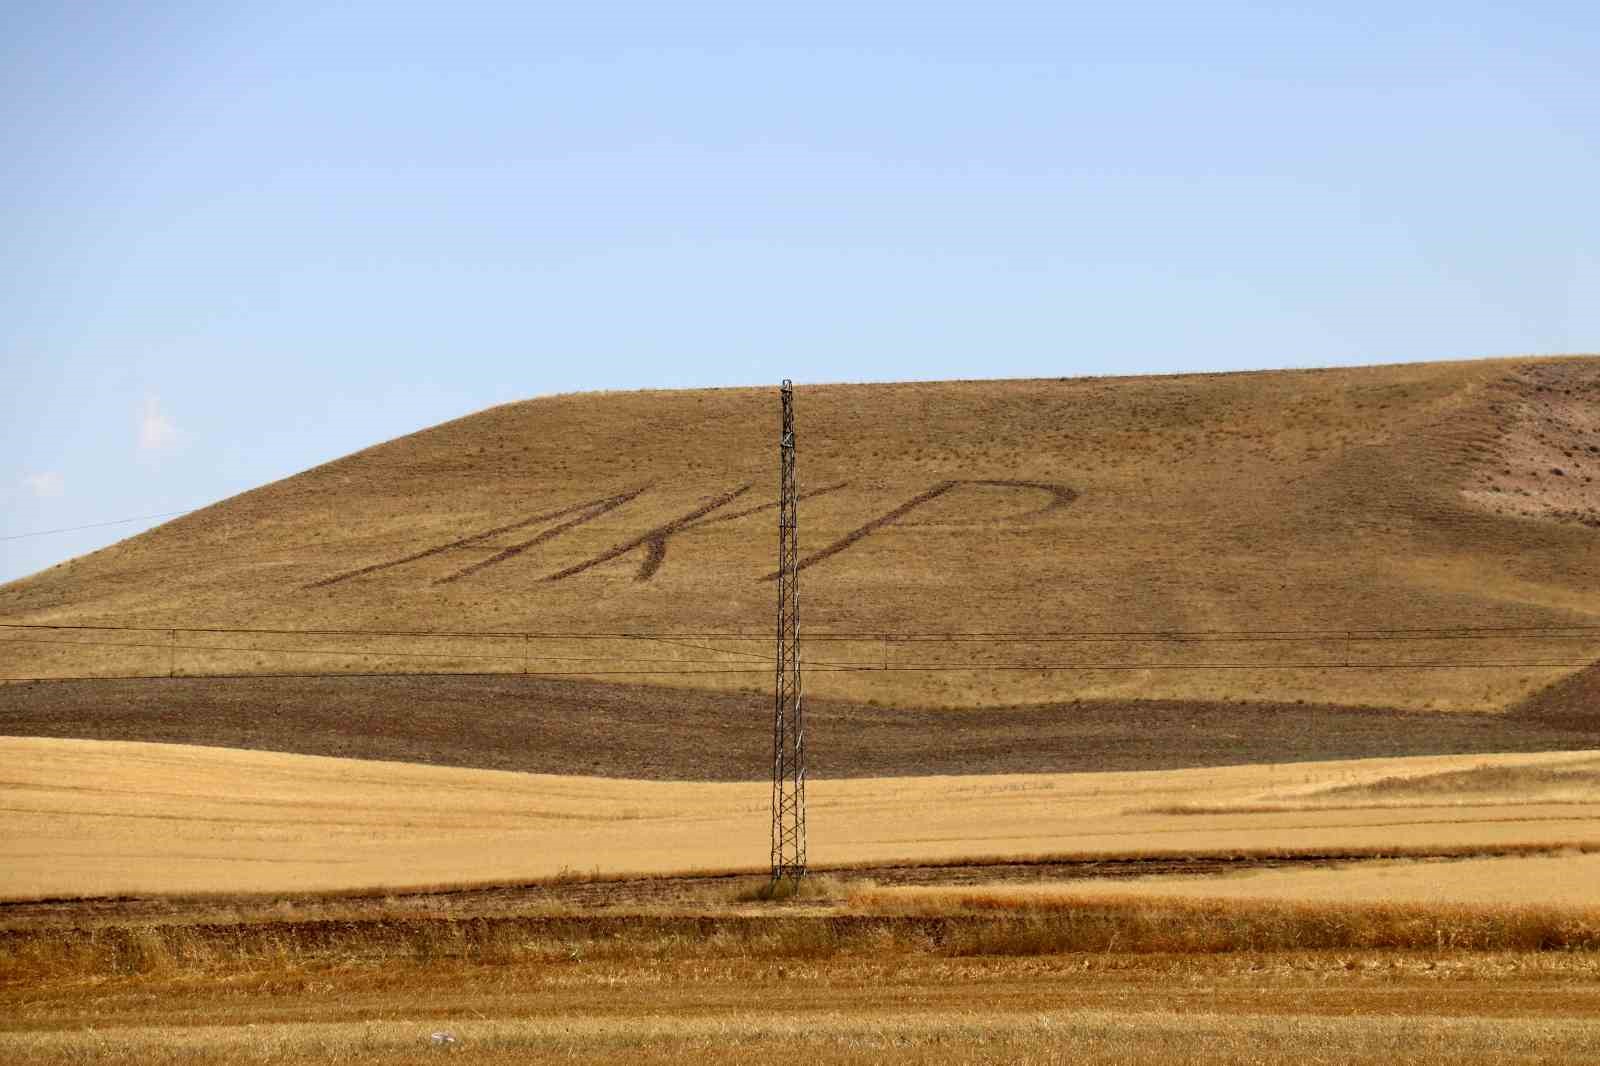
[732,874,848,903]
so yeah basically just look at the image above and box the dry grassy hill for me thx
[2,356,1599,775]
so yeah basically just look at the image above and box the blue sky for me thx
[4,1,1598,583]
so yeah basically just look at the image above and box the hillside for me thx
[3,356,1600,722]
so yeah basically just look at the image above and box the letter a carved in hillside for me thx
[304,486,648,590]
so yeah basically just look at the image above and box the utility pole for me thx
[771,379,807,884]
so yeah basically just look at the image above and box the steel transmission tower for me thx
[771,379,807,884]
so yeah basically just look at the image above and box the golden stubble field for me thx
[5,736,1600,899]
[9,952,1600,1065]
[7,737,1600,1064]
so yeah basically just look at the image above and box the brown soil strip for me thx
[1,674,1595,781]
[1514,660,1600,730]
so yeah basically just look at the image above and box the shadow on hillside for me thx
[1512,663,1600,733]
[1,674,1597,781]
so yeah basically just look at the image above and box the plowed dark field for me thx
[1,673,1594,780]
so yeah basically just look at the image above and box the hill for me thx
[3,356,1599,734]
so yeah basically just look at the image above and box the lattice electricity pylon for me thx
[771,379,807,884]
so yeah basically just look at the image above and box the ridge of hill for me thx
[4,356,1599,714]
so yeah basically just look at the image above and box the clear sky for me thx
[4,1,1598,583]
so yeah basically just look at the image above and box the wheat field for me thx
[5,735,1600,899]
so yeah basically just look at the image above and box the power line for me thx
[0,669,775,684]
[5,660,1599,686]
[3,613,1597,685]
[0,510,194,542]
[2,635,761,665]
[4,620,1600,640]
[0,517,1407,588]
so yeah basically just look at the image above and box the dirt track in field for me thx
[1,673,1596,781]
[7,953,1600,1066]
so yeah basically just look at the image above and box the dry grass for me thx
[7,894,1600,1066]
[5,357,1600,713]
[730,873,850,902]
[832,893,1600,953]
[9,891,1600,1064]
[9,891,1600,988]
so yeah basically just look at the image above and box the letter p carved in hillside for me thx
[759,478,1076,580]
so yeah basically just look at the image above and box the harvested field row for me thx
[946,851,1600,910]
[7,1013,1599,1066]
[5,843,1599,929]
[7,953,1600,1065]
[2,673,1596,781]
[6,737,1600,899]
